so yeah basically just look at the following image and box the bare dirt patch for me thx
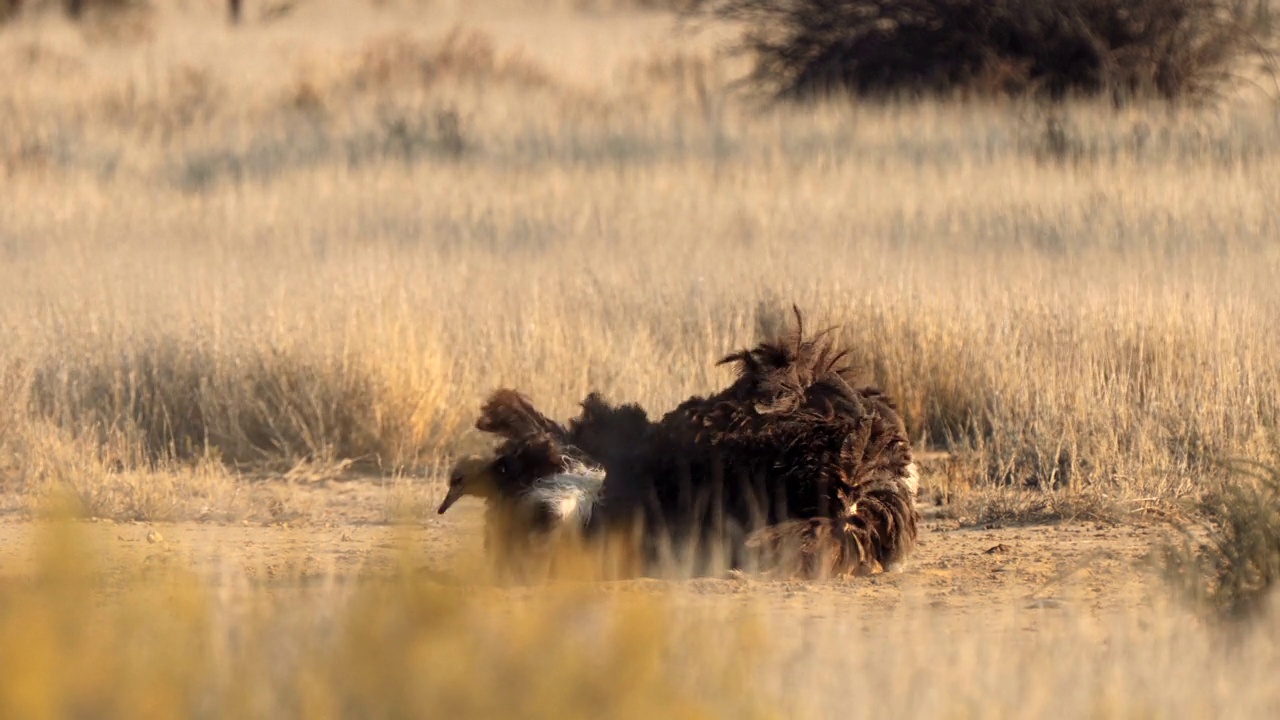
[0,479,1164,625]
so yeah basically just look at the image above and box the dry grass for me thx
[3,4,1280,717]
[1,1,1279,526]
[1163,450,1280,620]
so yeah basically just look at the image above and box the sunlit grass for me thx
[0,4,1279,715]
[0,2,1277,524]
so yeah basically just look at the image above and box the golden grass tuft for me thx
[1163,449,1280,620]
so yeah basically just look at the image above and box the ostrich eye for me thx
[495,456,512,476]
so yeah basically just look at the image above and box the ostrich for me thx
[441,307,920,580]
[439,428,606,582]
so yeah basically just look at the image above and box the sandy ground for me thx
[0,478,1165,626]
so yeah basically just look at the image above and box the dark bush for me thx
[0,0,147,25]
[62,0,147,19]
[691,0,1276,102]
[1,0,21,23]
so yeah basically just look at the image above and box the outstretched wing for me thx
[475,388,570,441]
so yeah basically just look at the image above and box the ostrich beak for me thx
[437,486,465,514]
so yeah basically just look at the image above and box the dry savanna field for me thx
[2,0,1280,717]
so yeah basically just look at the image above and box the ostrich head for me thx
[438,433,569,514]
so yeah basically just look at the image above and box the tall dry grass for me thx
[0,0,1278,524]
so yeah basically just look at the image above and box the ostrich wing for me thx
[475,389,570,442]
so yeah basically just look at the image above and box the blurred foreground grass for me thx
[2,512,1280,719]
[0,514,773,720]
